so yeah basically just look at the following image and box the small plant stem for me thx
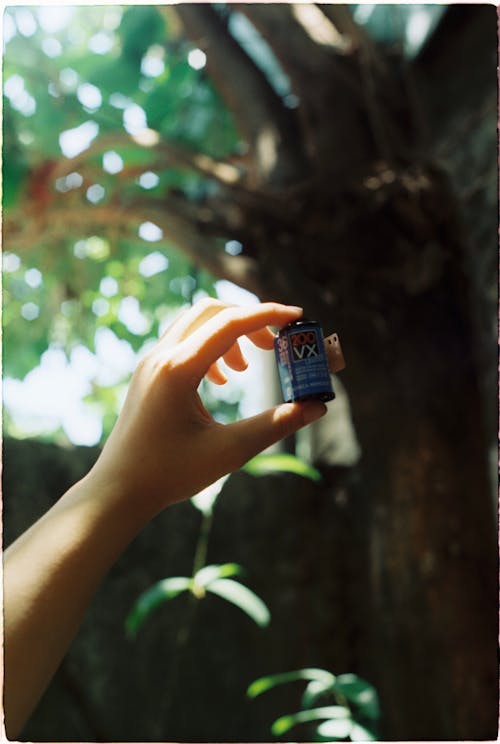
[192,509,214,576]
[160,508,214,738]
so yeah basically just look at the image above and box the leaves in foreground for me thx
[125,576,192,637]
[272,706,351,736]
[126,563,270,636]
[204,578,270,627]
[242,453,322,482]
[190,474,230,515]
[248,668,335,698]
[247,667,379,741]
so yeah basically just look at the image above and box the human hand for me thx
[88,299,327,517]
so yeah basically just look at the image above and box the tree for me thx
[3,5,498,739]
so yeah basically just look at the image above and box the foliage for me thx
[128,450,320,637]
[242,452,322,482]
[190,473,230,516]
[248,667,380,741]
[3,5,242,440]
[125,562,269,638]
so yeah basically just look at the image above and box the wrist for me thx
[71,466,160,542]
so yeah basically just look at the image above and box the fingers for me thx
[246,327,276,350]
[162,299,279,352]
[220,401,327,471]
[159,298,228,348]
[177,302,303,383]
[206,362,227,385]
[205,340,248,384]
[222,340,248,371]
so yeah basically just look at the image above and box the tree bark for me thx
[179,5,498,738]
[345,275,497,738]
[175,3,307,186]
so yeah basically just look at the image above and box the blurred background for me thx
[2,4,498,741]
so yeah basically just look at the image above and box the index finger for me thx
[176,302,303,383]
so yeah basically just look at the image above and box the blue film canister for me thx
[274,320,335,403]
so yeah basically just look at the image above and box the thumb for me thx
[223,401,327,471]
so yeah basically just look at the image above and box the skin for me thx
[3,299,327,738]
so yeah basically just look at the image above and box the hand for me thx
[89,298,327,515]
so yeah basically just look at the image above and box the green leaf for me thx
[271,706,350,736]
[247,668,336,698]
[206,578,270,627]
[302,678,337,708]
[118,6,163,64]
[143,79,173,130]
[193,563,243,588]
[89,57,140,96]
[2,152,28,210]
[349,722,377,741]
[125,576,191,637]
[191,474,229,515]
[335,674,380,720]
[317,717,354,740]
[242,453,321,482]
[2,106,29,209]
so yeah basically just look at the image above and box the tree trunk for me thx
[347,279,497,738]
[177,4,498,738]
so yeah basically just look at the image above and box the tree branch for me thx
[318,4,384,69]
[315,6,420,164]
[412,4,497,135]
[144,202,263,296]
[237,4,374,177]
[4,197,263,298]
[237,4,362,94]
[48,129,298,224]
[174,4,307,187]
[50,131,245,189]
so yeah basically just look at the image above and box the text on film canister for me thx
[274,320,335,403]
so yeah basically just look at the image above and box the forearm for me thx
[3,472,153,738]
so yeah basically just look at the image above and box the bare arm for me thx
[3,299,326,738]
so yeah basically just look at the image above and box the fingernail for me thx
[302,401,327,425]
[288,305,303,314]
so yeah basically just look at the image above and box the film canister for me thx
[274,319,335,403]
